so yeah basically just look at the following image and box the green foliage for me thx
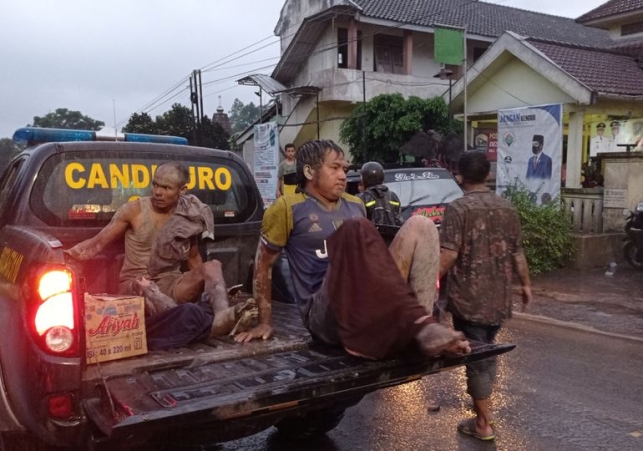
[502,185,574,274]
[122,104,230,149]
[339,94,457,164]
[122,112,157,134]
[229,98,260,134]
[29,108,105,130]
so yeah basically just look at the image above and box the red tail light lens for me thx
[32,268,78,356]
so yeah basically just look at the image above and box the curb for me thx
[513,312,643,344]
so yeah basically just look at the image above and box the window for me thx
[622,21,643,36]
[0,158,25,218]
[374,34,404,74]
[473,47,487,62]
[337,28,362,69]
[30,151,257,227]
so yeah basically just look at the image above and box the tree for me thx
[29,108,105,130]
[339,94,457,164]
[121,104,230,149]
[229,98,261,134]
[121,112,158,134]
[199,116,230,150]
[0,138,24,172]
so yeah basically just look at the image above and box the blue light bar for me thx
[12,127,189,147]
[124,133,188,145]
[13,127,96,145]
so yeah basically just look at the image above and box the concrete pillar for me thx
[348,19,358,70]
[566,111,584,188]
[403,30,413,75]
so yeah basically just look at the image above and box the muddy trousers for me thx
[452,316,500,400]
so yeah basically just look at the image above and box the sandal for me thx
[457,418,496,441]
[229,298,258,336]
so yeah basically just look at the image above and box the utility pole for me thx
[190,69,203,145]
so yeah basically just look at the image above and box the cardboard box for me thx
[84,293,147,364]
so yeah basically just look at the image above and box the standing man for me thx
[66,162,252,349]
[440,152,532,441]
[276,143,297,198]
[525,134,552,179]
[608,121,624,153]
[591,122,609,156]
[235,139,469,360]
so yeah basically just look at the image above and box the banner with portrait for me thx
[496,104,563,205]
[253,121,280,207]
[589,119,643,156]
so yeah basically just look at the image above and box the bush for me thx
[502,185,574,274]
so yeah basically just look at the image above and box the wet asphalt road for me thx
[209,318,643,451]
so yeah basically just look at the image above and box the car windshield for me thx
[385,178,462,207]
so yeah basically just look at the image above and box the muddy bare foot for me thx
[416,323,471,357]
[135,277,178,315]
[210,299,258,337]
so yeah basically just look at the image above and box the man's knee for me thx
[402,215,438,236]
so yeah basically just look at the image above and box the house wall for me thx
[466,57,577,114]
[276,0,345,51]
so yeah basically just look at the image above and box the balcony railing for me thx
[562,188,603,234]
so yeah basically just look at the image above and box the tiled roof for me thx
[529,40,643,96]
[577,0,643,24]
[352,0,613,47]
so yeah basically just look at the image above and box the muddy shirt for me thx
[261,192,365,316]
[440,190,523,325]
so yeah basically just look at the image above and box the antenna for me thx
[113,99,118,140]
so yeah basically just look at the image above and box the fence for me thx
[562,188,603,234]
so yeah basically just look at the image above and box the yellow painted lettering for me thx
[215,167,232,191]
[131,165,150,188]
[87,164,109,189]
[187,167,197,190]
[65,163,86,189]
[198,167,215,190]
[110,164,130,189]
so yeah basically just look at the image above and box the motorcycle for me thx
[622,201,643,269]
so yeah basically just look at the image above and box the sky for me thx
[0,0,609,139]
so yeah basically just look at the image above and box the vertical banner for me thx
[496,104,562,205]
[253,122,280,207]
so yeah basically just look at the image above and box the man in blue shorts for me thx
[235,140,468,359]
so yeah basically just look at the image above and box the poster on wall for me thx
[496,104,563,205]
[589,119,643,156]
[473,128,498,161]
[253,122,280,207]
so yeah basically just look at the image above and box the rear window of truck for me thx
[30,151,258,227]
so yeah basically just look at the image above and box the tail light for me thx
[30,267,79,356]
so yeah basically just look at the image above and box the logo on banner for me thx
[503,132,515,147]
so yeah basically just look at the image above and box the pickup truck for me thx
[0,128,514,450]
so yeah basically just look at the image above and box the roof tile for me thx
[353,0,614,47]
[577,0,643,23]
[529,40,643,95]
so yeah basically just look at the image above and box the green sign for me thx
[434,28,464,66]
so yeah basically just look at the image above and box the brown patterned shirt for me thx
[440,190,523,325]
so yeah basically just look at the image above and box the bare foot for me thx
[416,323,471,357]
[210,299,258,337]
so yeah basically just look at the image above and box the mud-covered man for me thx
[440,152,532,441]
[235,139,469,360]
[66,162,253,349]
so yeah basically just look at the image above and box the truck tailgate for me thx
[83,303,514,439]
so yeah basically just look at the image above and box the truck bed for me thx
[82,301,514,446]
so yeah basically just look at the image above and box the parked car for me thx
[347,166,463,227]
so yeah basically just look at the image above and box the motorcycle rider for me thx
[357,162,404,228]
